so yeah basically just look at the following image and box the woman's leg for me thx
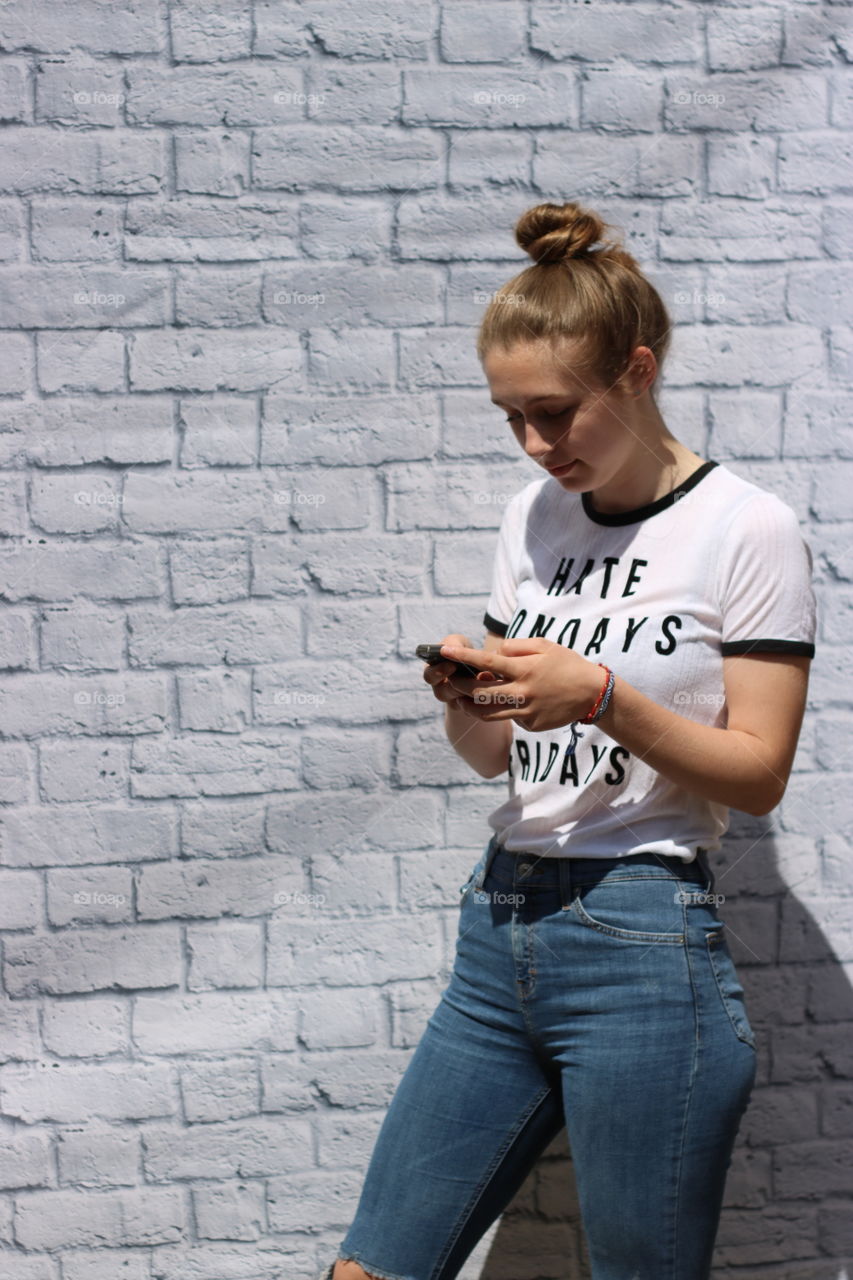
[535,858,757,1279]
[329,872,567,1280]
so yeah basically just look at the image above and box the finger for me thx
[438,644,520,679]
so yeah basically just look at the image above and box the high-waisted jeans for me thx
[333,835,757,1280]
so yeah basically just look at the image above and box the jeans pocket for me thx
[570,874,685,944]
[706,928,756,1049]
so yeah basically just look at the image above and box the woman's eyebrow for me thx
[490,395,569,407]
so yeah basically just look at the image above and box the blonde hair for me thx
[476,200,672,399]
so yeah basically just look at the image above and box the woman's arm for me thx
[594,652,811,818]
[440,638,812,816]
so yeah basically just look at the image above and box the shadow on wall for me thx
[467,824,853,1280]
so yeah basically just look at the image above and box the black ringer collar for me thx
[580,459,720,526]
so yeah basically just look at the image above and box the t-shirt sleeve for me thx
[717,493,816,658]
[482,489,524,638]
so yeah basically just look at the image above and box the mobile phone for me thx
[416,643,484,678]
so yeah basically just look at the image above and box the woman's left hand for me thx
[439,637,607,734]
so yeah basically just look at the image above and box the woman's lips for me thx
[546,461,578,477]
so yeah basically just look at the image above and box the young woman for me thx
[320,201,816,1280]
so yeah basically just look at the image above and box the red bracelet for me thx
[579,664,612,724]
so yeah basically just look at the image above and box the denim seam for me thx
[570,892,685,944]
[706,932,756,1049]
[672,924,703,1280]
[430,1083,555,1280]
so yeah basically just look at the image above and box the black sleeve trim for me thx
[483,611,509,637]
[721,638,815,658]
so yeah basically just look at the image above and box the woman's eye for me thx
[505,408,571,423]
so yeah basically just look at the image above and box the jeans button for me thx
[519,862,532,876]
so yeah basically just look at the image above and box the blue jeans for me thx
[335,836,757,1280]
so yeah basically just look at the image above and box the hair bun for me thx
[515,201,621,266]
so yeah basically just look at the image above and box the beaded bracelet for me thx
[562,664,615,756]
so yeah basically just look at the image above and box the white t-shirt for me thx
[482,459,817,862]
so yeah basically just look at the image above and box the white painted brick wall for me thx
[0,2,850,1278]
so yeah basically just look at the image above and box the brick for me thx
[0,612,37,673]
[0,998,40,1062]
[39,604,124,666]
[530,4,701,63]
[0,1060,176,1123]
[1,805,175,868]
[177,669,252,733]
[175,131,249,198]
[255,0,432,60]
[13,1186,184,1249]
[170,0,251,63]
[46,866,133,927]
[125,600,301,662]
[36,329,125,392]
[3,925,182,996]
[179,1059,258,1123]
[263,263,441,327]
[175,268,262,328]
[187,921,264,989]
[38,740,131,803]
[129,734,300,799]
[141,1116,311,1180]
[0,128,165,195]
[440,3,526,62]
[137,856,285,921]
[298,987,381,1050]
[193,1181,265,1240]
[133,992,298,1054]
[252,126,442,193]
[0,672,166,737]
[126,65,300,126]
[0,397,172,466]
[0,869,41,929]
[402,69,576,128]
[35,58,125,127]
[0,541,161,603]
[125,197,299,262]
[129,327,301,392]
[31,198,122,262]
[268,914,442,986]
[0,1,164,54]
[41,996,128,1058]
[56,1123,139,1187]
[0,1126,52,1190]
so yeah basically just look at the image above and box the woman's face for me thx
[482,340,641,489]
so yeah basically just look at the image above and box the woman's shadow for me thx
[465,820,853,1279]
